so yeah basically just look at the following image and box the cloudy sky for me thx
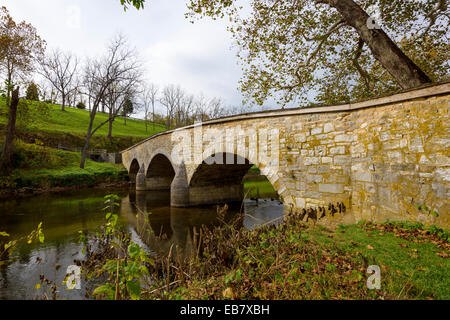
[2,0,262,114]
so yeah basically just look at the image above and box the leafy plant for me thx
[81,194,154,300]
[0,223,44,267]
[416,204,439,217]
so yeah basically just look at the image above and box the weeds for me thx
[79,194,154,300]
[74,196,449,300]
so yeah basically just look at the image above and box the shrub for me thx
[25,83,40,101]
[76,102,86,110]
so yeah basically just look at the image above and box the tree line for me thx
[0,6,247,172]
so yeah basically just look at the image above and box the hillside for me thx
[0,97,166,152]
[0,97,167,194]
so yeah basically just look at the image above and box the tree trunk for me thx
[5,74,12,107]
[80,139,90,169]
[62,93,66,111]
[152,104,155,132]
[1,87,20,175]
[80,109,96,169]
[328,0,431,89]
[145,114,148,133]
[108,108,113,141]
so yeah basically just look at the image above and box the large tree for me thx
[80,34,142,168]
[185,0,447,105]
[0,6,46,104]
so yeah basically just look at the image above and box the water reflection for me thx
[0,186,285,300]
[123,190,285,258]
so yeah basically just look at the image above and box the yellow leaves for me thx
[416,267,427,272]
[436,252,448,258]
[223,287,234,299]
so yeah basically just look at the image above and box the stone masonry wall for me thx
[122,83,449,228]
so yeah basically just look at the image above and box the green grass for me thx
[0,139,127,191]
[0,96,166,190]
[306,222,450,299]
[0,97,166,138]
[156,217,449,300]
[243,178,278,198]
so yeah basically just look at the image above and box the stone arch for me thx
[145,153,176,191]
[129,159,140,184]
[188,152,280,206]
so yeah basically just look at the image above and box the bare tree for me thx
[38,49,78,111]
[208,97,226,119]
[160,84,184,130]
[104,75,141,140]
[80,34,142,168]
[192,94,226,122]
[193,93,209,122]
[179,93,195,126]
[226,104,251,116]
[141,83,158,133]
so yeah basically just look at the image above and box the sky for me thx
[1,0,261,114]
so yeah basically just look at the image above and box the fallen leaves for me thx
[416,267,427,272]
[367,245,374,250]
[436,252,448,258]
[222,287,234,299]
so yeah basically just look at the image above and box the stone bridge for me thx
[122,83,449,228]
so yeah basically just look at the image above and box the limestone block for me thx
[319,184,344,194]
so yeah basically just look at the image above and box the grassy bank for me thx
[78,199,449,300]
[243,179,277,199]
[0,139,128,193]
[0,97,166,192]
[243,166,278,199]
[146,217,449,300]
[0,97,166,152]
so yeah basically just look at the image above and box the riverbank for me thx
[0,140,129,198]
[0,97,166,196]
[141,216,449,300]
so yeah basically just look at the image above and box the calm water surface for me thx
[0,186,285,300]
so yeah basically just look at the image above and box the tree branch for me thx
[352,39,371,91]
